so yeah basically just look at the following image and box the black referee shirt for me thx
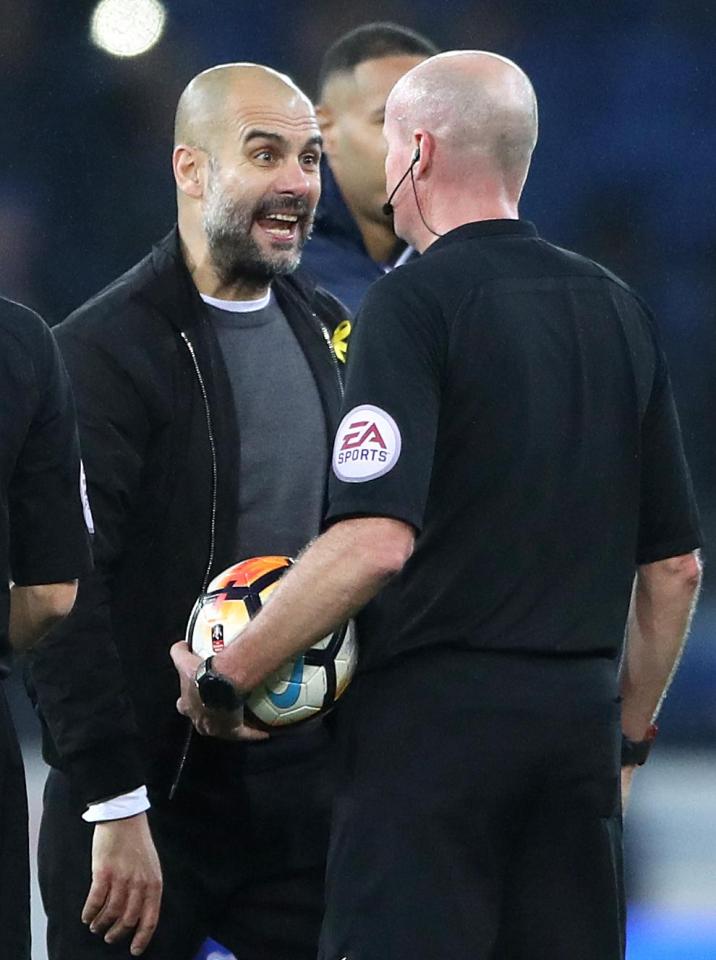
[0,298,92,676]
[326,220,701,670]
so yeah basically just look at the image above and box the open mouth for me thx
[256,213,301,243]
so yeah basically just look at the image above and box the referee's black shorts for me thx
[0,683,31,960]
[319,647,624,960]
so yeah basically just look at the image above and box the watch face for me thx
[197,668,243,711]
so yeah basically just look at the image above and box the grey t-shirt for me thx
[203,292,327,562]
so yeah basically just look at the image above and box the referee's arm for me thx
[173,515,415,703]
[619,307,703,808]
[620,550,702,743]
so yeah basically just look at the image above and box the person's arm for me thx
[8,580,78,652]
[621,313,703,810]
[619,551,702,809]
[25,324,162,954]
[172,516,414,735]
[26,329,149,787]
[225,516,414,686]
[81,815,162,956]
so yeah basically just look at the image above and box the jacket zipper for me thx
[180,331,218,592]
[314,314,345,400]
[169,330,218,798]
[169,316,338,798]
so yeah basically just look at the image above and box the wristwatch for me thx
[621,723,658,767]
[194,656,248,711]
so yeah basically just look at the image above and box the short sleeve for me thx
[636,346,701,564]
[325,271,446,532]
[9,322,93,584]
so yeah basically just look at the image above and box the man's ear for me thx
[316,104,336,155]
[173,145,204,199]
[412,129,434,179]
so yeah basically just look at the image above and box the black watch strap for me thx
[621,723,658,767]
[195,656,248,711]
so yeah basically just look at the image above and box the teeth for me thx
[266,214,298,222]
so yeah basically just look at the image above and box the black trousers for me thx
[319,648,625,960]
[0,683,31,960]
[39,738,335,960]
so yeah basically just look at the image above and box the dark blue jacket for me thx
[300,158,411,317]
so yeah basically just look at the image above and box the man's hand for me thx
[170,640,268,741]
[82,812,162,956]
[621,766,637,815]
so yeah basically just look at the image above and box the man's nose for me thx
[273,157,311,195]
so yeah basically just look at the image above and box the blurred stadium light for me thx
[90,0,166,58]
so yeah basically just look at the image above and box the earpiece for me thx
[383,147,421,216]
[382,143,441,233]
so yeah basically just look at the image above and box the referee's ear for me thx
[411,130,434,178]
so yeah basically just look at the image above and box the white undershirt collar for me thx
[200,289,272,313]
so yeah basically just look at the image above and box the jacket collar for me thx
[138,227,202,332]
[140,225,320,328]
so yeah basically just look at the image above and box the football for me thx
[186,555,358,726]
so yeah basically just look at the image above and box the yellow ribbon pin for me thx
[331,319,351,364]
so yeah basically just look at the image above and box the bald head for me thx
[387,51,538,188]
[175,63,313,153]
[172,62,322,299]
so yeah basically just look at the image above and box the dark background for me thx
[2,2,715,951]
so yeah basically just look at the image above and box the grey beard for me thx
[203,187,312,290]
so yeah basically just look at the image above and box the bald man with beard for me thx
[27,63,349,960]
[172,52,702,960]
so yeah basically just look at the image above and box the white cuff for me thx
[82,785,150,823]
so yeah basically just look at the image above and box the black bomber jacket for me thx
[27,228,347,806]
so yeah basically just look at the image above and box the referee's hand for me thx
[81,812,162,955]
[170,640,269,741]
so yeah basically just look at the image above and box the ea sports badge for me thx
[332,404,401,482]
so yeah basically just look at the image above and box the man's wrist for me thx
[621,723,658,767]
[194,656,249,711]
[82,785,150,822]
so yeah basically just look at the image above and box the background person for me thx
[27,63,348,960]
[301,21,438,318]
[0,296,92,960]
[172,50,702,960]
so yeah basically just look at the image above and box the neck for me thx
[411,188,520,254]
[328,159,401,265]
[178,215,271,302]
[352,209,401,265]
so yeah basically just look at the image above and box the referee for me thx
[0,297,92,959]
[172,51,703,960]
